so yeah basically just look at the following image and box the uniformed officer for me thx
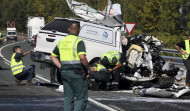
[175,35,190,88]
[11,46,35,86]
[0,32,4,47]
[50,22,90,111]
[89,63,111,90]
[100,51,126,90]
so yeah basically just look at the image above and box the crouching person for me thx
[89,63,111,90]
[11,46,35,86]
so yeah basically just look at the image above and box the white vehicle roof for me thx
[27,16,45,27]
[7,28,16,31]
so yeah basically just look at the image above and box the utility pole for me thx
[97,0,100,10]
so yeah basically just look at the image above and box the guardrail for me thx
[160,49,183,65]
[161,49,180,54]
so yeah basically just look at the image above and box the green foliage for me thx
[0,0,190,48]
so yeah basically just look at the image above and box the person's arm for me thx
[23,50,33,56]
[50,55,61,69]
[79,54,91,77]
[175,45,186,55]
[108,62,122,72]
[50,45,61,69]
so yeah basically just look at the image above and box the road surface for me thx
[0,40,190,111]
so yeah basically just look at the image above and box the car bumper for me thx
[7,36,17,40]
[30,51,53,64]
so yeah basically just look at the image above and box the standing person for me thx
[50,22,90,111]
[11,46,36,86]
[0,31,4,47]
[175,35,190,88]
[100,51,126,90]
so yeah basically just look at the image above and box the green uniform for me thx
[91,63,110,82]
[51,34,88,111]
[100,51,126,90]
[176,39,190,86]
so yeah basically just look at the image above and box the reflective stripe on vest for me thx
[11,53,25,75]
[58,35,82,64]
[101,51,120,65]
[182,40,190,60]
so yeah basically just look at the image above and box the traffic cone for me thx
[21,32,24,40]
[19,36,21,40]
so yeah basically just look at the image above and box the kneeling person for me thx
[11,46,35,86]
[90,63,111,90]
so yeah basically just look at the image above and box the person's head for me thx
[100,56,109,67]
[188,35,190,40]
[13,46,21,53]
[68,22,80,35]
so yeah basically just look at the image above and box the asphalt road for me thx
[0,40,190,111]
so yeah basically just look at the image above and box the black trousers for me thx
[183,59,190,85]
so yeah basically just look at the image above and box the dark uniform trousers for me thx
[183,59,190,85]
[61,70,88,111]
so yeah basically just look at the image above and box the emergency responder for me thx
[175,35,190,88]
[50,22,90,111]
[100,51,126,90]
[11,46,36,86]
[0,31,4,47]
[89,62,111,90]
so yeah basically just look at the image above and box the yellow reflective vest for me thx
[92,64,106,71]
[57,35,83,64]
[0,32,4,40]
[11,53,25,75]
[182,40,190,60]
[101,51,120,65]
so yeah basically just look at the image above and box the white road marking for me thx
[0,41,118,111]
[95,96,190,103]
[88,98,117,111]
[109,105,126,111]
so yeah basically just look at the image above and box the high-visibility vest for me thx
[0,32,3,39]
[182,40,190,60]
[101,51,120,65]
[57,35,83,64]
[11,53,25,75]
[96,64,107,71]
[92,64,107,71]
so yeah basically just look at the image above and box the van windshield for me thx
[41,19,79,33]
[8,32,16,35]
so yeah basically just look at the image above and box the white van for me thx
[27,17,45,43]
[31,17,122,63]
[6,28,17,41]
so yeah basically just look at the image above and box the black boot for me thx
[112,84,119,91]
